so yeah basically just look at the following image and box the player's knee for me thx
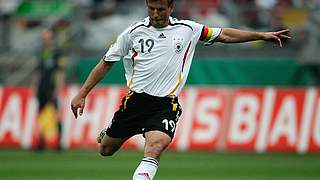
[145,138,170,156]
[99,145,115,156]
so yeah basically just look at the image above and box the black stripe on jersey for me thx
[169,21,193,31]
[200,25,206,41]
[130,23,152,34]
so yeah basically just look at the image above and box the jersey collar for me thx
[145,16,175,28]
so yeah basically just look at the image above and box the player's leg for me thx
[36,95,49,150]
[133,131,171,180]
[98,129,129,156]
[132,96,182,180]
[144,130,171,161]
[97,92,136,156]
[99,135,128,156]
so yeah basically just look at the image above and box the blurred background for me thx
[0,0,320,179]
[0,0,319,85]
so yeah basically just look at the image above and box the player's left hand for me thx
[264,29,291,47]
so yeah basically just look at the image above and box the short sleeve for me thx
[103,28,132,62]
[168,18,204,44]
[178,19,204,43]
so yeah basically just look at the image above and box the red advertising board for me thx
[0,86,319,153]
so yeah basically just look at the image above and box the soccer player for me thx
[33,28,65,151]
[71,0,291,179]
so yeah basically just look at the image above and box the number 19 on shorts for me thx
[162,119,176,132]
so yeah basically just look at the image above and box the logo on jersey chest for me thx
[173,37,184,54]
[158,33,166,39]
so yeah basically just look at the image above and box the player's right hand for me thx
[71,95,86,119]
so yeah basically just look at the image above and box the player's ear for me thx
[169,4,174,13]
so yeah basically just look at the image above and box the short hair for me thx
[146,0,174,6]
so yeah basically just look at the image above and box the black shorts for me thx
[106,91,182,140]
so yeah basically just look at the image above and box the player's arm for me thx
[216,28,291,47]
[71,26,131,118]
[71,60,115,118]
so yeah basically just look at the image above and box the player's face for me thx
[147,0,173,28]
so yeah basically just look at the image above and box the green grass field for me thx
[0,149,319,180]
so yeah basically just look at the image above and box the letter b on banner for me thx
[229,95,259,143]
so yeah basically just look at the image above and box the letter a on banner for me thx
[0,95,22,141]
[270,96,297,146]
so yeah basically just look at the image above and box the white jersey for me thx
[103,17,221,97]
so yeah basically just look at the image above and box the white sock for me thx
[133,157,159,180]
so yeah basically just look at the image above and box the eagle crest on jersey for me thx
[173,37,184,53]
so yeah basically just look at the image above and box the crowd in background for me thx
[0,0,317,51]
[0,0,320,85]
